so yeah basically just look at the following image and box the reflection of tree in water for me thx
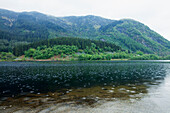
[0,62,168,111]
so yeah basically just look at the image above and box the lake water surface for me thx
[0,61,170,113]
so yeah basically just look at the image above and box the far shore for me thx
[1,59,170,62]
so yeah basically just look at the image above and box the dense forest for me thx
[0,37,168,61]
[13,43,170,61]
[13,37,122,56]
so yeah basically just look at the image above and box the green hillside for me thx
[13,37,121,56]
[98,19,170,55]
[0,8,169,55]
[11,37,168,61]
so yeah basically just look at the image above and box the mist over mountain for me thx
[0,8,169,55]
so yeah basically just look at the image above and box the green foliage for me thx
[24,45,78,59]
[77,51,164,61]
[61,53,64,58]
[163,55,170,60]
[13,37,121,56]
[25,48,36,57]
[105,54,112,60]
[111,52,132,59]
[130,54,160,60]
[23,42,166,61]
[0,52,15,61]
[136,51,144,55]
[78,52,132,61]
[78,54,92,60]
[84,43,99,54]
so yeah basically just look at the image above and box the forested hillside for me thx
[98,19,170,55]
[11,37,168,61]
[1,37,169,61]
[0,9,169,55]
[13,37,122,56]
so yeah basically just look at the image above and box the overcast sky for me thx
[0,0,170,41]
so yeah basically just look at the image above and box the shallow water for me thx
[0,61,170,113]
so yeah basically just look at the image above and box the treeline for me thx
[0,30,49,52]
[0,29,51,43]
[78,52,170,60]
[23,43,170,61]
[24,43,119,59]
[0,52,15,61]
[78,52,132,60]
[25,45,78,59]
[13,37,122,56]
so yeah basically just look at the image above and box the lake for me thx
[0,61,170,113]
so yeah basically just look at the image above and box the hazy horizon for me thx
[0,0,170,41]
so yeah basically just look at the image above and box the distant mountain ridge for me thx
[0,8,169,55]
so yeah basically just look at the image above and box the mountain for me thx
[98,19,170,55]
[0,8,169,55]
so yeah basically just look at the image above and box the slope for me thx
[0,8,169,55]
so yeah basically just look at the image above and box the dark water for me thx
[0,61,170,112]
